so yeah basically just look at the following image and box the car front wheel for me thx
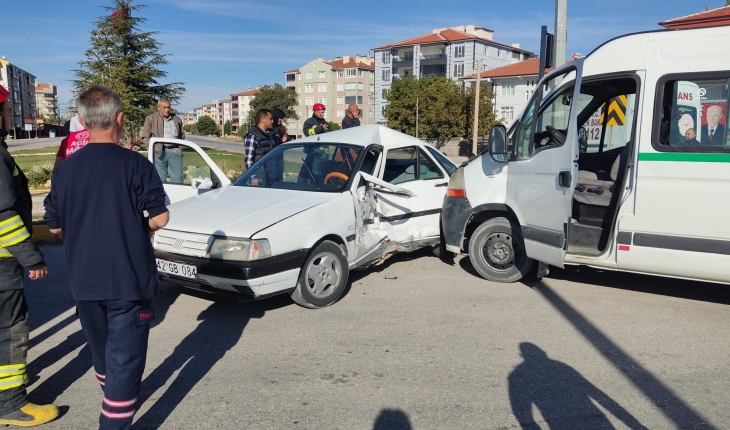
[468,217,535,283]
[290,241,349,309]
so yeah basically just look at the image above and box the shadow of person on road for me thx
[133,296,288,429]
[508,342,647,429]
[373,408,412,430]
[27,283,183,404]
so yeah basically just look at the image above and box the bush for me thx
[25,163,54,189]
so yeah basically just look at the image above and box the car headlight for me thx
[208,238,272,261]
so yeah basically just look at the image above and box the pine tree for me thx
[72,0,184,144]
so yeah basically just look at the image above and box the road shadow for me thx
[373,408,412,430]
[524,280,717,429]
[459,256,730,306]
[546,266,730,305]
[133,295,289,429]
[508,342,647,429]
[27,283,183,404]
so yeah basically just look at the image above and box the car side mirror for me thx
[489,125,508,163]
[191,177,213,190]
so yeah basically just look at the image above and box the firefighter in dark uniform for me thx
[0,86,59,426]
[44,86,169,430]
[303,103,330,137]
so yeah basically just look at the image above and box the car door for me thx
[148,137,231,204]
[376,145,449,246]
[506,62,584,267]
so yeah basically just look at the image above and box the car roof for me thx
[286,124,429,149]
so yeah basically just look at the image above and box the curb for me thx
[32,222,62,245]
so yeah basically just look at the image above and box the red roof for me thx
[659,6,730,29]
[326,57,374,70]
[375,27,530,53]
[462,58,546,80]
[231,89,260,97]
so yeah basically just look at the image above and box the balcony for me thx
[392,57,413,68]
[420,53,447,66]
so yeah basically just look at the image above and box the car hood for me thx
[165,186,341,238]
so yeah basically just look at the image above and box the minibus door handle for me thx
[558,171,571,188]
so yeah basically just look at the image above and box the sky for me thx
[2,0,725,114]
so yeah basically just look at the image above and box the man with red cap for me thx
[0,86,59,426]
[303,103,330,137]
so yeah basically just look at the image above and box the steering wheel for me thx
[324,172,349,184]
[545,125,567,145]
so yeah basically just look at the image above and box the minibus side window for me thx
[654,76,730,150]
[514,95,538,159]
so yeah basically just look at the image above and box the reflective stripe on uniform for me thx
[12,166,19,177]
[307,125,318,136]
[0,364,27,391]
[0,248,12,258]
[0,217,23,235]
[0,226,30,247]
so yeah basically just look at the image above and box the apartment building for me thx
[0,56,37,132]
[230,88,260,135]
[35,82,58,118]
[461,57,542,128]
[373,25,534,124]
[284,55,374,137]
[183,111,195,126]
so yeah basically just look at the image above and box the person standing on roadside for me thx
[141,98,185,183]
[270,108,289,145]
[44,86,169,430]
[341,104,361,129]
[303,103,329,136]
[0,85,59,427]
[243,109,275,169]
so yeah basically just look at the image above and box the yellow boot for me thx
[0,403,59,427]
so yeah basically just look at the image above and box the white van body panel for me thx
[452,25,730,285]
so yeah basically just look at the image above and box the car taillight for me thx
[446,167,466,198]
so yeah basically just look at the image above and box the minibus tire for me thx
[468,217,535,283]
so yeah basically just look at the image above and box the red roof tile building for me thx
[659,6,730,30]
[373,25,534,124]
[283,56,375,136]
[461,58,544,128]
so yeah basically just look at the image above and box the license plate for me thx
[156,259,197,279]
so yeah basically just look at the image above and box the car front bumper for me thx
[442,196,474,253]
[154,249,307,299]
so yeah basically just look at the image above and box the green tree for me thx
[223,120,232,135]
[183,123,197,135]
[72,0,184,145]
[327,121,341,131]
[246,84,299,134]
[197,116,218,136]
[384,75,465,144]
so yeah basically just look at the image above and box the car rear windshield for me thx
[233,143,364,192]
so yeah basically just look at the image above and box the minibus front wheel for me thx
[468,217,535,283]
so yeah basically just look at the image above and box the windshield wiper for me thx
[300,158,319,188]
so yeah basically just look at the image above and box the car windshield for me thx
[234,143,364,192]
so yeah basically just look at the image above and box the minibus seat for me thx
[573,147,628,227]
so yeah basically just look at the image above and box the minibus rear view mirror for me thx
[489,125,508,163]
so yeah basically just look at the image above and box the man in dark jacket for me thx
[342,103,361,129]
[243,109,275,169]
[0,86,59,427]
[303,103,329,136]
[270,108,289,145]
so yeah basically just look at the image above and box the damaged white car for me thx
[151,125,456,308]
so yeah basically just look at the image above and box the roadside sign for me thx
[24,124,33,131]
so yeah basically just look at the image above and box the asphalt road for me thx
[24,246,730,429]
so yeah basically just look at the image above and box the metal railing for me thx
[422,53,447,59]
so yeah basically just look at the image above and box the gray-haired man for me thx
[45,86,169,430]
[141,99,185,183]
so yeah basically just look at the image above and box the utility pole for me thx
[554,0,567,69]
[472,59,481,155]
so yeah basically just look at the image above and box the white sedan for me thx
[149,125,457,308]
